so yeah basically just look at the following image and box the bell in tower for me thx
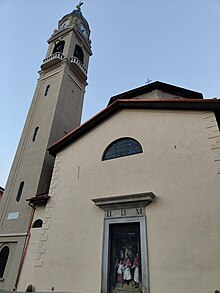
[0,3,92,291]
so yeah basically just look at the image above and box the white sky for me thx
[0,0,220,187]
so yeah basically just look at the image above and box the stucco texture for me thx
[19,109,220,293]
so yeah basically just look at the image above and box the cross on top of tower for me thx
[76,1,83,11]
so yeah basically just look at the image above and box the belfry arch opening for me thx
[74,45,84,64]
[52,40,65,54]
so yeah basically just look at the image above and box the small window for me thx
[32,219,43,228]
[52,40,65,54]
[73,45,84,64]
[0,246,10,279]
[32,127,39,142]
[44,85,50,96]
[16,181,24,202]
[102,137,143,161]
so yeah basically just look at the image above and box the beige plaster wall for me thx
[18,109,220,293]
[17,207,45,291]
[129,89,195,100]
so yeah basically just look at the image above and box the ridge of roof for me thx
[48,98,220,157]
[108,81,203,105]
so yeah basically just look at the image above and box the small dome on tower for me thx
[57,2,90,38]
[71,8,89,29]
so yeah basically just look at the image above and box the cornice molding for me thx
[92,192,155,210]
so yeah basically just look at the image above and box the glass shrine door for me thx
[109,222,142,293]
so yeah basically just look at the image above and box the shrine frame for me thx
[92,192,155,293]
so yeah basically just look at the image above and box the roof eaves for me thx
[48,99,122,157]
[48,98,220,157]
[119,98,220,110]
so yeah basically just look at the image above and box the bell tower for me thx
[0,3,92,290]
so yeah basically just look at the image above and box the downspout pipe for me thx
[14,203,35,290]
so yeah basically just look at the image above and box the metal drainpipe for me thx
[14,203,35,290]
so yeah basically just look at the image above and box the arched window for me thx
[32,127,39,142]
[102,137,143,161]
[16,181,24,202]
[73,45,84,64]
[44,85,50,96]
[32,219,43,228]
[0,246,10,279]
[52,40,65,54]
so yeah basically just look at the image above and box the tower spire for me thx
[76,1,83,11]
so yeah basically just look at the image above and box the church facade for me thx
[1,4,220,293]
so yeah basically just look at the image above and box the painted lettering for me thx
[106,210,112,217]
[136,208,143,215]
[121,209,126,216]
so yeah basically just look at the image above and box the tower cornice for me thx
[48,26,92,55]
